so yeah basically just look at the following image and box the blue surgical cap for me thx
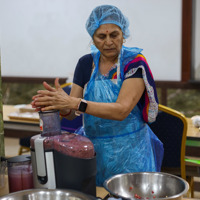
[86,5,130,39]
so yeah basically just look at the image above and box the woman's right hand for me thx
[31,79,56,111]
[31,78,79,112]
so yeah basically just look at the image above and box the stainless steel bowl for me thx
[0,189,96,200]
[103,172,189,200]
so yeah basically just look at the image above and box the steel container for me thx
[0,189,96,200]
[104,172,189,200]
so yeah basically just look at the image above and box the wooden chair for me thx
[18,136,31,155]
[60,82,72,94]
[149,104,193,196]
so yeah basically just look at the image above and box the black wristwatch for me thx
[78,99,88,112]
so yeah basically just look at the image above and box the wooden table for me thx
[184,118,200,194]
[3,105,200,139]
[3,105,40,138]
[186,118,200,140]
[3,105,200,161]
[186,118,200,158]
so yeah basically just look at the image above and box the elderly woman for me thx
[32,5,164,186]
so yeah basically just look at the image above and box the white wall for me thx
[0,0,182,81]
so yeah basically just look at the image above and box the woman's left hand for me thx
[31,78,75,112]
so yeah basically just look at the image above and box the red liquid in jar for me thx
[8,165,33,193]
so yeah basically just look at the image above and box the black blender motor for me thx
[30,110,96,196]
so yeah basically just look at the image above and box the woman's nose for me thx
[105,37,113,45]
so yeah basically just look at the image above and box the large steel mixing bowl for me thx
[0,189,96,200]
[104,172,189,200]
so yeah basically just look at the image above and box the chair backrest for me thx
[61,82,72,94]
[60,82,83,133]
[149,104,187,180]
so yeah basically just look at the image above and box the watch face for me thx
[79,100,87,112]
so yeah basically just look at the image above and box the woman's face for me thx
[93,24,123,60]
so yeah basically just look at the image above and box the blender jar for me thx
[7,155,33,193]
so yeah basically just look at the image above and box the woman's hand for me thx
[31,78,77,112]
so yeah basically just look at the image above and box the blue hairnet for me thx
[86,5,130,38]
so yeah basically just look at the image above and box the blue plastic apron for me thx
[81,48,163,186]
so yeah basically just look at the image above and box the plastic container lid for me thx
[7,155,31,163]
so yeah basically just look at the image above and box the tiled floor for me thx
[3,137,200,199]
